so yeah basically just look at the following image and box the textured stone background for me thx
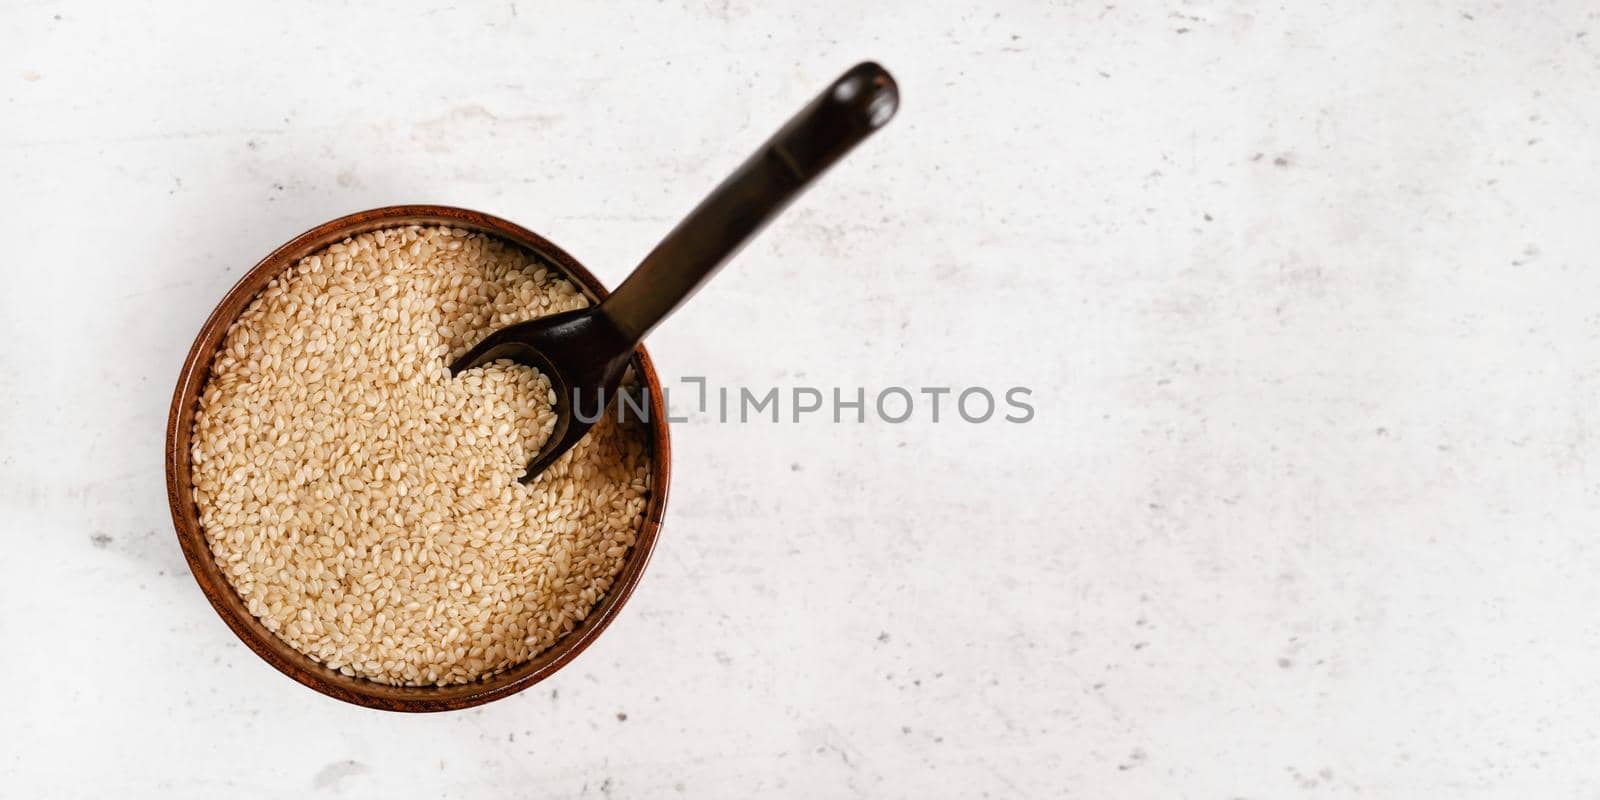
[5,1,1600,796]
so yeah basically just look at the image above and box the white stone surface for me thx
[5,1,1600,796]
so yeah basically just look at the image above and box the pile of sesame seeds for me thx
[191,226,651,686]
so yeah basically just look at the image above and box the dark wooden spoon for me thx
[450,62,899,481]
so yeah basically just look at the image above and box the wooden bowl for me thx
[165,205,671,711]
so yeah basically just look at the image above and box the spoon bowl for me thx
[450,306,636,481]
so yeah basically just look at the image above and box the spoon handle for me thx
[598,62,899,344]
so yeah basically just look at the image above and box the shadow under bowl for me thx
[165,205,671,712]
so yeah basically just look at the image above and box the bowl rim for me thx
[165,205,672,712]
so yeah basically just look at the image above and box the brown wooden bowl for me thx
[165,205,671,712]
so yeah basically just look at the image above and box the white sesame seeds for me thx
[191,226,652,687]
